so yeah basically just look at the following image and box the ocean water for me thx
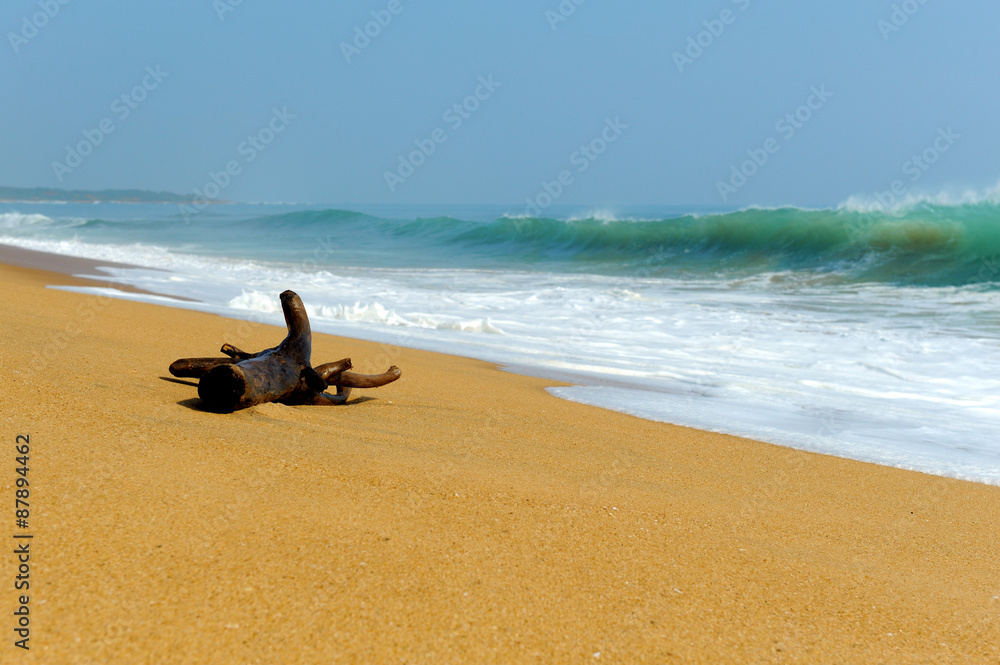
[3,199,1000,485]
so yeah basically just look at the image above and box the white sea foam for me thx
[0,212,56,228]
[0,211,93,231]
[839,180,1000,214]
[566,209,625,223]
[227,290,282,313]
[226,288,507,334]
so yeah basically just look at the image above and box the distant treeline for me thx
[0,186,217,204]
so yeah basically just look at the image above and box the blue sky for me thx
[2,0,998,206]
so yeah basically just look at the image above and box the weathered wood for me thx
[296,387,352,406]
[168,291,401,411]
[168,357,237,378]
[334,367,402,389]
[220,344,257,360]
[315,358,353,384]
[196,290,313,412]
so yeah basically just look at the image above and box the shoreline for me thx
[1,257,999,662]
[0,243,196,300]
[8,240,998,488]
[0,242,142,279]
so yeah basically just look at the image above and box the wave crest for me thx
[839,180,1000,214]
[0,212,57,228]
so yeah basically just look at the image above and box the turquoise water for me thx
[5,201,1000,285]
[3,199,1000,484]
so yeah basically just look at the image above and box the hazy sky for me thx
[2,1,998,206]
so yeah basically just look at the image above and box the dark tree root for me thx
[168,357,237,378]
[221,344,257,360]
[336,367,402,388]
[168,290,401,413]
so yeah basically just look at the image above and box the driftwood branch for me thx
[168,357,237,377]
[169,290,401,412]
[221,344,257,360]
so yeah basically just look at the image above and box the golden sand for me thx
[0,260,997,664]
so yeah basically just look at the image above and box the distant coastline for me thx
[0,186,230,204]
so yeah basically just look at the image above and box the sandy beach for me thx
[1,257,998,664]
